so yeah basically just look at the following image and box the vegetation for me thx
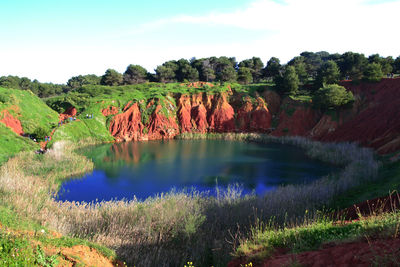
[0,134,380,266]
[0,51,397,100]
[237,208,400,262]
[312,84,354,109]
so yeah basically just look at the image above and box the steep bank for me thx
[101,79,400,155]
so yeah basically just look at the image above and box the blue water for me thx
[57,139,338,202]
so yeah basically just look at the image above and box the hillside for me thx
[1,79,400,266]
[0,87,59,164]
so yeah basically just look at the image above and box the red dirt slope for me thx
[0,110,24,135]
[320,78,400,154]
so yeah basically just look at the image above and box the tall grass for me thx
[0,135,379,266]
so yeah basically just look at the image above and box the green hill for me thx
[0,87,59,164]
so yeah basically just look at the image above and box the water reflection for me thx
[59,140,338,202]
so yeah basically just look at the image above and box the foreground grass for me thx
[0,123,38,166]
[236,208,400,263]
[0,135,380,266]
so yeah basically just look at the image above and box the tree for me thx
[263,57,281,80]
[238,57,264,82]
[363,63,383,82]
[67,74,101,89]
[123,65,148,84]
[338,52,367,80]
[394,56,400,74]
[100,69,122,86]
[218,65,237,82]
[288,56,308,84]
[368,54,393,74]
[313,84,354,109]
[275,65,299,95]
[176,59,199,82]
[315,60,340,88]
[155,61,178,82]
[215,57,237,82]
[192,58,216,82]
[237,67,253,84]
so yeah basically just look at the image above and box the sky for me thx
[0,0,399,84]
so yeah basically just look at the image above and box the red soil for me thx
[339,193,400,220]
[109,103,145,142]
[177,94,193,133]
[184,81,214,88]
[239,238,400,267]
[273,102,319,137]
[207,93,236,132]
[0,110,24,135]
[101,106,119,116]
[146,103,180,140]
[319,78,400,154]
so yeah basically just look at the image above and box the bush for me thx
[33,127,49,141]
[312,84,354,109]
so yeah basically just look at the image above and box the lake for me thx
[57,139,338,202]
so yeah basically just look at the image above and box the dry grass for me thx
[0,135,379,266]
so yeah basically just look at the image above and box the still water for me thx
[57,139,337,202]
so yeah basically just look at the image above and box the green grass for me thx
[330,158,400,210]
[0,123,39,165]
[0,87,59,134]
[237,210,400,262]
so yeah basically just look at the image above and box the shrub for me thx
[33,127,49,141]
[312,84,354,109]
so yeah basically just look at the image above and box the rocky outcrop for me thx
[319,78,400,154]
[236,96,272,132]
[146,103,180,140]
[0,110,23,135]
[177,94,193,133]
[273,99,320,136]
[109,103,144,142]
[101,106,119,116]
[63,107,77,117]
[207,93,235,132]
[105,78,400,155]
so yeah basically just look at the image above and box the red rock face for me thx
[146,104,180,140]
[236,97,253,132]
[109,103,144,142]
[101,106,119,117]
[273,101,319,137]
[250,97,272,132]
[63,107,77,117]
[320,78,400,154]
[177,95,193,133]
[0,110,24,135]
[207,93,235,132]
[190,93,209,133]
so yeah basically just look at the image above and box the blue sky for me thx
[1,0,399,83]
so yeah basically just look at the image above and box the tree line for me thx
[1,51,399,98]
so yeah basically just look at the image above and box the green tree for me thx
[315,60,340,88]
[338,52,367,80]
[263,57,281,80]
[238,57,264,82]
[67,74,101,89]
[176,59,199,82]
[363,63,383,82]
[155,61,178,82]
[281,66,299,95]
[394,56,400,74]
[288,56,308,84]
[237,67,253,84]
[100,69,123,86]
[313,84,354,109]
[123,64,148,84]
[218,65,237,82]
